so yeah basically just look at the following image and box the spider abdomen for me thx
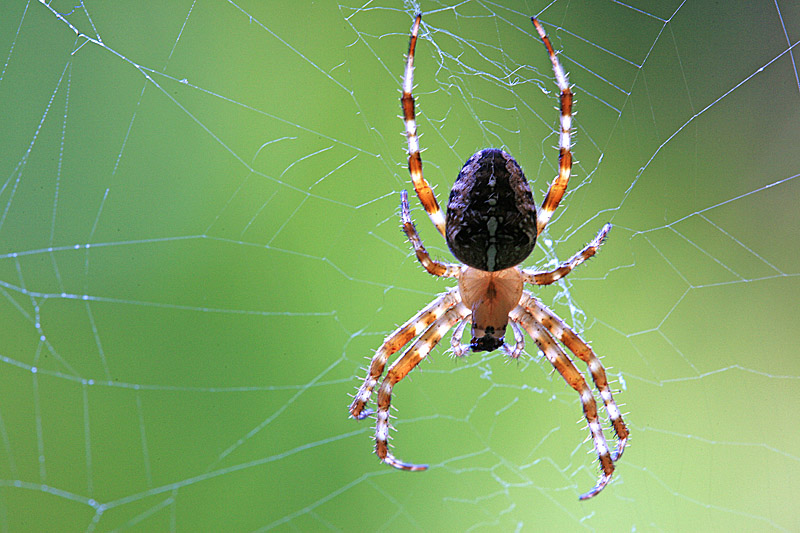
[446,149,537,272]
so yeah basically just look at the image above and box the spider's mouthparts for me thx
[470,324,506,352]
[469,334,505,353]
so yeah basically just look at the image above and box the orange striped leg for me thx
[510,304,615,500]
[349,288,460,419]
[401,14,447,237]
[520,292,628,461]
[522,223,611,285]
[375,303,470,469]
[401,190,460,278]
[531,18,573,236]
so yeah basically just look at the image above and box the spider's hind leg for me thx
[402,14,447,237]
[531,17,574,236]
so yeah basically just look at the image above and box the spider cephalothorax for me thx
[457,264,523,352]
[349,14,629,500]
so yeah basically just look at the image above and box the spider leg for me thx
[349,288,460,419]
[401,190,460,278]
[520,292,629,461]
[375,302,470,470]
[522,223,611,286]
[503,320,526,359]
[402,14,447,237]
[510,304,614,500]
[531,18,573,236]
[449,317,470,357]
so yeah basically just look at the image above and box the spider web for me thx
[1,0,799,530]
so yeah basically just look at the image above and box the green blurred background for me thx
[1,0,798,530]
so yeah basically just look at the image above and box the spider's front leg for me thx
[510,304,616,500]
[349,289,461,420]
[521,293,629,461]
[375,303,469,470]
[349,190,462,419]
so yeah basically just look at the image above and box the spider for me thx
[349,14,629,500]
